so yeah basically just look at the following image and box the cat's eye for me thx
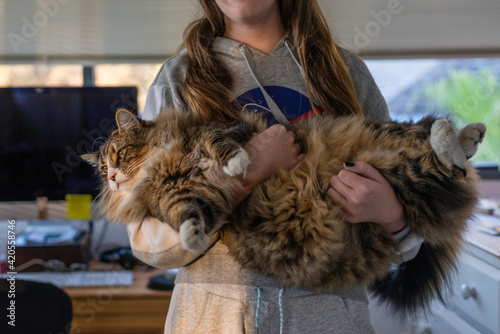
[101,165,108,174]
[118,149,126,159]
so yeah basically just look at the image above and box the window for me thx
[94,63,162,115]
[0,64,83,87]
[365,58,500,171]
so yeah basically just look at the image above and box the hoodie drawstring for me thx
[278,288,285,334]
[254,287,285,333]
[239,44,290,125]
[255,287,262,331]
[283,39,305,80]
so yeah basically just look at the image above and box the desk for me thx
[65,269,171,334]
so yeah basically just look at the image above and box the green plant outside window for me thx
[423,69,500,164]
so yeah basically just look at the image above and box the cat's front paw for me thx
[430,119,465,169]
[223,148,251,177]
[179,217,207,252]
[458,123,486,159]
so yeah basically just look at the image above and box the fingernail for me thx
[344,162,355,167]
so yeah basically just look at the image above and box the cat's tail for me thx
[369,240,459,318]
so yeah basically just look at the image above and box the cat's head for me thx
[82,109,157,193]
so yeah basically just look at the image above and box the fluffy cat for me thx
[83,108,485,314]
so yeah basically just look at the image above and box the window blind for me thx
[0,0,499,63]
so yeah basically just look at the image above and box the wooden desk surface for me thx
[64,267,172,334]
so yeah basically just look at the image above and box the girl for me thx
[128,1,422,332]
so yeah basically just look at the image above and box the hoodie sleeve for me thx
[127,218,219,269]
[340,49,391,122]
[141,51,190,121]
[391,225,424,263]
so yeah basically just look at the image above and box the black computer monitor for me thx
[0,86,138,201]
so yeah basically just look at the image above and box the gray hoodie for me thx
[128,36,421,334]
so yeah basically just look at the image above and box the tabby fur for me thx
[82,108,486,314]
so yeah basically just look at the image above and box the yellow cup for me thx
[65,194,93,219]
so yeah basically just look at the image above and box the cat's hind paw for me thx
[223,148,251,177]
[430,119,466,169]
[179,217,207,252]
[458,123,486,159]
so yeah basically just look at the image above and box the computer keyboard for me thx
[0,270,134,287]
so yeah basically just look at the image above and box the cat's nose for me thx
[108,172,116,181]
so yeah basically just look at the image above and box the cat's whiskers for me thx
[130,149,157,168]
[125,146,161,175]
[91,137,110,153]
[92,186,113,216]
[127,147,159,171]
[97,185,112,200]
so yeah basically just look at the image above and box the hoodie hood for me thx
[212,34,293,59]
[212,35,307,125]
[143,33,390,124]
[210,34,317,124]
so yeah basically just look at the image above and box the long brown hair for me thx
[183,0,362,124]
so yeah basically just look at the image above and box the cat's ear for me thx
[116,109,141,133]
[81,152,99,166]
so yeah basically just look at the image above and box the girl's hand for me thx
[327,161,406,234]
[231,124,305,208]
[245,124,305,182]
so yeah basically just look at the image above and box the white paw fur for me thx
[458,123,486,159]
[179,217,207,252]
[430,119,466,169]
[223,148,251,177]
